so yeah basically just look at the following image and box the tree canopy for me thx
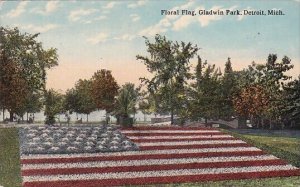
[0,27,58,121]
[91,69,119,115]
[137,34,199,124]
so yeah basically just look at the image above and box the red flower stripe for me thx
[123,132,224,136]
[21,159,286,176]
[139,143,250,150]
[21,150,264,164]
[132,137,237,142]
[22,169,300,187]
[120,127,216,130]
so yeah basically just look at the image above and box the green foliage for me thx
[65,88,80,114]
[137,34,199,124]
[115,83,139,117]
[65,79,96,122]
[219,58,236,119]
[0,59,29,119]
[75,79,96,116]
[233,54,294,129]
[44,89,65,125]
[189,57,222,122]
[0,26,58,121]
[282,76,300,127]
[91,69,119,114]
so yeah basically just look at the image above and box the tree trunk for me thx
[2,109,5,121]
[170,108,174,125]
[269,119,273,130]
[87,114,89,122]
[205,117,207,124]
[26,112,29,122]
[144,113,146,122]
[105,111,108,125]
[9,111,14,122]
[261,118,265,129]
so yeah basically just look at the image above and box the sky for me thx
[1,0,300,92]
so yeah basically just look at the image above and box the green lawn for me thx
[223,130,300,168]
[0,128,22,187]
[0,127,299,187]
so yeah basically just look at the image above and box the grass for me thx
[222,129,300,168]
[0,127,299,187]
[0,128,22,187]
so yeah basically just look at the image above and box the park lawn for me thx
[0,128,299,187]
[223,129,300,168]
[243,134,300,156]
[0,128,22,187]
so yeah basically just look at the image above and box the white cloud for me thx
[128,0,147,8]
[294,0,300,2]
[103,2,118,9]
[83,20,92,24]
[181,0,195,9]
[114,34,136,41]
[69,8,97,22]
[130,14,140,22]
[31,1,59,15]
[139,18,171,36]
[87,32,109,44]
[173,15,194,31]
[21,24,59,33]
[174,5,238,30]
[141,2,241,35]
[94,15,107,21]
[6,1,28,18]
[139,1,193,36]
[198,6,224,27]
[46,1,59,13]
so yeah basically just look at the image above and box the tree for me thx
[44,89,65,125]
[232,54,294,129]
[189,58,222,123]
[0,59,29,121]
[74,79,96,122]
[220,57,236,119]
[91,69,119,123]
[0,27,58,121]
[138,96,152,122]
[65,88,80,116]
[233,84,270,128]
[22,91,43,122]
[262,55,293,128]
[282,76,300,128]
[114,83,139,127]
[137,34,199,124]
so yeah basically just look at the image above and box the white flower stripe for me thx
[21,147,261,160]
[138,140,245,146]
[22,165,297,182]
[121,130,220,133]
[22,155,278,170]
[128,135,233,139]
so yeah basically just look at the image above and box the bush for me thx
[120,116,133,128]
[45,116,55,125]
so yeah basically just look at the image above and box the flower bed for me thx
[18,125,138,155]
[20,127,300,186]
